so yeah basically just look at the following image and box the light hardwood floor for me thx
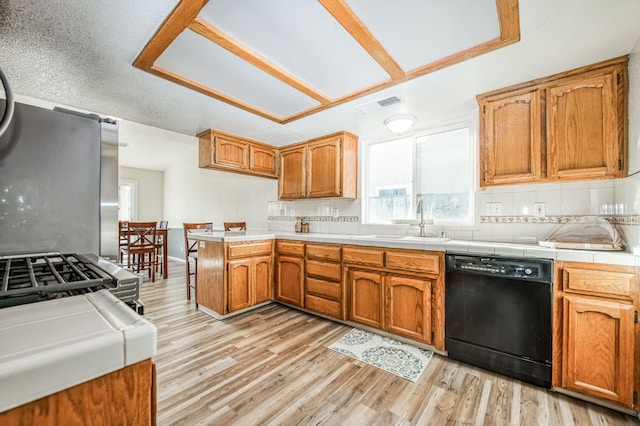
[141,260,640,426]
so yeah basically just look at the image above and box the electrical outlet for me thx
[534,202,546,218]
[486,202,502,216]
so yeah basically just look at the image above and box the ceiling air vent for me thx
[377,96,401,107]
[356,96,401,115]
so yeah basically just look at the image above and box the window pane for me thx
[416,128,471,222]
[366,138,412,224]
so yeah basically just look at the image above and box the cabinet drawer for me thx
[228,241,272,259]
[386,250,440,274]
[306,277,341,300]
[306,244,341,261]
[276,240,305,257]
[563,267,635,299]
[305,294,341,319]
[306,260,341,281]
[343,247,384,267]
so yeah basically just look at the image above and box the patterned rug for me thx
[328,328,433,382]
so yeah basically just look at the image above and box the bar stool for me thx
[155,220,168,276]
[125,221,157,282]
[224,222,246,231]
[183,222,213,302]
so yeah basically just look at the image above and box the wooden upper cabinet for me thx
[198,129,278,179]
[307,136,342,198]
[547,65,625,181]
[279,145,306,199]
[477,56,628,187]
[278,131,358,200]
[479,89,544,186]
[250,145,278,176]
[215,134,249,169]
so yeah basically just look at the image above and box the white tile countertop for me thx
[188,230,639,266]
[0,290,157,413]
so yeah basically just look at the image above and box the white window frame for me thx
[361,120,477,227]
[118,179,139,222]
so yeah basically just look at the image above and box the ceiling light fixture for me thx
[384,114,416,133]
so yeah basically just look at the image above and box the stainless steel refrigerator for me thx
[0,102,119,258]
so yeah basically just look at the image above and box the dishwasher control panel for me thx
[446,254,553,282]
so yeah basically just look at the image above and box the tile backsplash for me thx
[267,172,640,250]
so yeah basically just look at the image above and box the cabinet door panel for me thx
[276,256,304,307]
[562,294,634,407]
[348,270,383,329]
[480,89,543,186]
[547,70,621,180]
[279,147,306,199]
[215,135,249,169]
[228,259,251,312]
[386,275,432,343]
[250,145,278,176]
[307,137,341,197]
[254,256,273,304]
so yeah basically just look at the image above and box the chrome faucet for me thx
[417,197,426,237]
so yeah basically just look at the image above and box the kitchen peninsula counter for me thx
[0,290,157,423]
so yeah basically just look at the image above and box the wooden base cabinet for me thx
[228,256,273,312]
[386,274,432,343]
[197,239,274,316]
[554,261,638,410]
[304,243,344,319]
[275,241,305,307]
[348,270,432,344]
[348,269,384,329]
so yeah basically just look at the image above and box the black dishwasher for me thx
[445,253,553,388]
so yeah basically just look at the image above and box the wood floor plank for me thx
[141,260,640,426]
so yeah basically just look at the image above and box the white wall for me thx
[119,167,164,221]
[628,35,640,174]
[163,144,278,230]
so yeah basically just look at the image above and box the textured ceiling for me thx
[1,0,640,171]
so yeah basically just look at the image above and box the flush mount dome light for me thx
[384,114,416,133]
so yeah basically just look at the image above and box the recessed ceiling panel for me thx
[155,29,320,118]
[197,0,391,100]
[345,0,501,71]
[134,0,519,123]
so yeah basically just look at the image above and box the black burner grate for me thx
[0,253,114,307]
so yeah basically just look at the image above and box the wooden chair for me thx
[183,222,213,302]
[125,221,157,282]
[118,220,129,264]
[224,222,246,231]
[155,221,168,276]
